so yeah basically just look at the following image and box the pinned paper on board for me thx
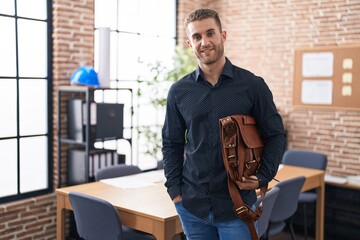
[342,58,353,69]
[342,86,352,96]
[301,80,333,105]
[342,73,352,84]
[302,52,334,77]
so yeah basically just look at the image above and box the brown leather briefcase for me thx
[219,115,267,240]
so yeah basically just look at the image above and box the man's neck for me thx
[199,57,226,86]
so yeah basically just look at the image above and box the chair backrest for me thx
[270,176,306,222]
[156,160,164,169]
[257,187,280,238]
[95,164,142,181]
[69,191,123,240]
[282,150,327,170]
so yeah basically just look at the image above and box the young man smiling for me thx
[162,8,286,239]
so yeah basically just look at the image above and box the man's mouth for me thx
[201,48,213,54]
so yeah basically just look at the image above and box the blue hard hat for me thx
[70,66,100,87]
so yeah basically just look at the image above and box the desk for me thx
[56,170,182,240]
[56,166,325,240]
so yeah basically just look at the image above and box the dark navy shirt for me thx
[162,58,286,222]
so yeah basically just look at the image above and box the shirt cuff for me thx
[167,185,182,200]
[256,172,268,189]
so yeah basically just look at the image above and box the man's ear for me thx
[187,39,192,48]
[221,30,227,42]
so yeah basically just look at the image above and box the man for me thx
[162,8,286,240]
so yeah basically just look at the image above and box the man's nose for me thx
[201,37,210,47]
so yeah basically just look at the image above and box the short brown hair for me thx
[184,8,222,31]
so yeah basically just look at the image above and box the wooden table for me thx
[56,170,182,240]
[56,166,325,240]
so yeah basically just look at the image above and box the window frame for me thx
[0,0,53,204]
[94,0,178,169]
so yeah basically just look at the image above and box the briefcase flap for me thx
[236,116,264,149]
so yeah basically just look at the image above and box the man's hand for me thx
[172,195,182,203]
[237,175,259,190]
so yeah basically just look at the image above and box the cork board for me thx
[293,44,360,110]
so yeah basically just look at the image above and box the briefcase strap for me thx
[227,176,267,240]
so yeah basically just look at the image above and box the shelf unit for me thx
[57,85,133,187]
[324,183,360,239]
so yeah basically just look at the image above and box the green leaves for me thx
[136,45,197,160]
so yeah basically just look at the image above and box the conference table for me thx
[56,165,325,240]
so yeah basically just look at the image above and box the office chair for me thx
[95,164,142,181]
[265,176,306,240]
[69,191,155,240]
[93,164,156,238]
[282,150,327,240]
[156,160,164,169]
[256,187,280,239]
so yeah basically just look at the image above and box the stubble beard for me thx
[197,44,224,65]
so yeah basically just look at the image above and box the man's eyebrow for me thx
[191,33,200,38]
[191,28,216,38]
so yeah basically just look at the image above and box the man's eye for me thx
[193,35,201,41]
[207,32,214,37]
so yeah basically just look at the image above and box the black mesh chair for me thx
[282,150,327,239]
[69,191,155,240]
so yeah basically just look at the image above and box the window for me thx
[94,0,177,169]
[0,0,52,203]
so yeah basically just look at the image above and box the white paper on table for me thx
[100,170,165,189]
[325,174,347,184]
[347,175,360,185]
[101,175,155,189]
[137,170,166,183]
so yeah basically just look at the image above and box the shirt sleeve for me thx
[252,77,287,188]
[161,84,187,199]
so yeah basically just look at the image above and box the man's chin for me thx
[201,58,217,65]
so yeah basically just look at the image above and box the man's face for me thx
[186,18,226,66]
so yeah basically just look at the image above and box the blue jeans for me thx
[175,201,257,240]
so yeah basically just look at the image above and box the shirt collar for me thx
[195,57,234,82]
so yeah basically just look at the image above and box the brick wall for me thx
[53,0,95,186]
[177,0,360,177]
[0,0,94,239]
[0,195,56,240]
